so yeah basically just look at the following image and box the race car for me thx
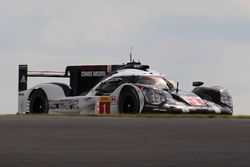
[18,61,233,115]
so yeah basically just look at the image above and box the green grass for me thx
[11,113,250,119]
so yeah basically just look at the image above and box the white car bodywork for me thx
[18,66,233,115]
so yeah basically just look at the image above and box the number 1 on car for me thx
[99,96,111,114]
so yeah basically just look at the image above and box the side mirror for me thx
[193,81,204,87]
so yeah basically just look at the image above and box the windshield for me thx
[136,76,174,91]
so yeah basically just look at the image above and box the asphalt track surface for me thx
[0,116,250,167]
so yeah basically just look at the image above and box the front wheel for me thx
[119,86,140,114]
[29,89,48,114]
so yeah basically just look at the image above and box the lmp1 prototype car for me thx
[18,61,233,115]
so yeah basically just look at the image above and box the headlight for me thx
[220,93,233,108]
[142,87,167,105]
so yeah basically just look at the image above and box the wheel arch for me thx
[115,84,145,113]
[29,83,68,101]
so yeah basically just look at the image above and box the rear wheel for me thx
[29,89,48,114]
[119,86,140,114]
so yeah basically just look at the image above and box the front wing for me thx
[143,101,233,114]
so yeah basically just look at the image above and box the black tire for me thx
[119,86,140,114]
[29,89,48,114]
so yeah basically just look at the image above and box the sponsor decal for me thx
[19,92,24,96]
[20,75,27,83]
[100,96,111,102]
[81,71,106,77]
[98,96,111,114]
[111,97,117,105]
[185,98,205,106]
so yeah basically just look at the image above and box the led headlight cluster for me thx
[220,93,233,108]
[142,87,168,105]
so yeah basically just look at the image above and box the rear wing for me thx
[18,65,68,92]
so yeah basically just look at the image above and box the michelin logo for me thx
[81,71,106,77]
